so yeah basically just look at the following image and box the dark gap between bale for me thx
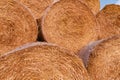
[36,19,45,41]
[0,42,90,80]
[41,0,98,54]
[96,4,120,39]
[0,0,38,56]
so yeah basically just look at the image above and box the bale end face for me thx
[41,0,98,54]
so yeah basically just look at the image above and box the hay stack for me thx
[79,0,100,14]
[41,0,97,54]
[0,42,90,80]
[87,36,120,80]
[17,0,55,19]
[96,4,120,39]
[0,0,38,56]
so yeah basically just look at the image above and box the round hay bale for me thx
[79,0,100,14]
[87,35,120,80]
[96,4,120,39]
[0,42,90,80]
[17,0,55,19]
[0,0,38,56]
[41,0,97,54]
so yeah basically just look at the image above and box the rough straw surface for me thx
[79,0,100,14]
[0,42,90,80]
[0,0,38,56]
[87,36,120,80]
[96,4,120,39]
[41,0,97,54]
[17,0,54,19]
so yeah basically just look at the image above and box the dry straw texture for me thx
[79,0,100,14]
[0,42,90,80]
[17,0,54,19]
[87,36,120,80]
[0,0,38,56]
[96,4,120,39]
[41,0,97,54]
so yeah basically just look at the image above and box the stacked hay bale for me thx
[0,0,119,79]
[96,4,120,39]
[87,36,120,80]
[0,0,38,56]
[0,42,90,80]
[41,0,98,54]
